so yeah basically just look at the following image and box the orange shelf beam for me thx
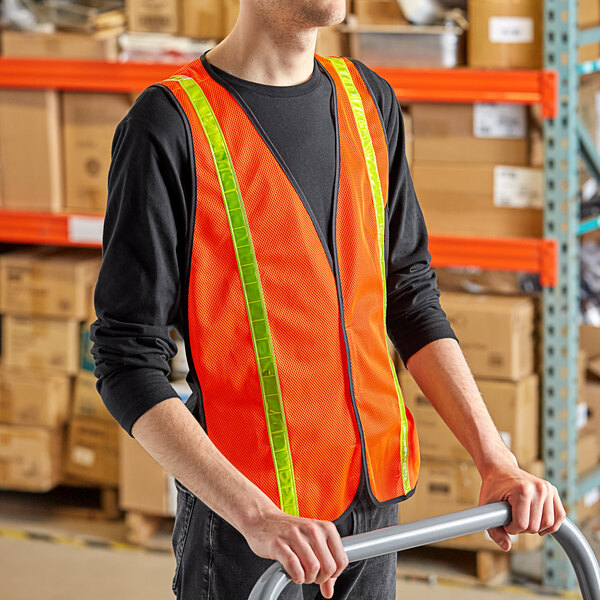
[0,58,557,117]
[375,67,558,118]
[0,57,176,93]
[429,235,558,287]
[0,211,104,248]
[0,212,559,286]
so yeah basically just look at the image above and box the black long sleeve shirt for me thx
[90,53,456,436]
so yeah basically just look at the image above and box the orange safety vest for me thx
[159,55,420,522]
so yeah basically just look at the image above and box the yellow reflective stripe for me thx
[327,58,412,494]
[169,75,299,516]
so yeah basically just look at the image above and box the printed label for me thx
[577,402,589,431]
[493,166,544,209]
[68,216,104,244]
[499,431,512,450]
[489,17,534,44]
[71,446,95,467]
[474,104,526,138]
[583,487,600,507]
[167,475,177,516]
[582,178,597,203]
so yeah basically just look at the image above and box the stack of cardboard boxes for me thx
[410,102,543,238]
[0,32,132,215]
[0,247,101,491]
[579,324,600,522]
[64,302,120,488]
[398,292,543,551]
[398,295,600,544]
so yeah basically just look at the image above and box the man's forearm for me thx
[130,397,278,535]
[405,337,517,474]
[130,397,349,596]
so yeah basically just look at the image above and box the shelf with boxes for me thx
[0,246,121,495]
[0,56,560,284]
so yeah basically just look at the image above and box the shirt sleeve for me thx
[89,84,193,435]
[351,60,457,366]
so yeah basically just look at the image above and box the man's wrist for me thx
[475,444,519,478]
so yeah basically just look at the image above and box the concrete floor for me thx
[0,532,560,600]
[0,525,567,600]
[0,500,586,600]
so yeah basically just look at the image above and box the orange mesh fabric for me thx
[319,57,420,499]
[158,54,419,520]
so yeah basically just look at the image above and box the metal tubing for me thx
[247,502,600,600]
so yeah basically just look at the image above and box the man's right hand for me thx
[241,509,349,599]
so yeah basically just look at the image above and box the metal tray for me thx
[342,23,466,68]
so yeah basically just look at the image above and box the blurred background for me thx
[0,0,599,598]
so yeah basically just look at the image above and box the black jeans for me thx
[171,480,399,600]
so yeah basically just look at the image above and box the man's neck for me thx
[204,5,319,87]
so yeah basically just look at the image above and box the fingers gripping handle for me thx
[247,502,600,600]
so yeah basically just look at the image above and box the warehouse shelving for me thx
[0,57,557,114]
[0,210,560,285]
[0,56,560,283]
[0,17,589,592]
[542,0,600,589]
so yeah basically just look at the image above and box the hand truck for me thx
[248,502,600,600]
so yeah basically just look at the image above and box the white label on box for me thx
[493,166,544,209]
[582,178,598,203]
[71,446,95,467]
[583,487,600,507]
[499,431,512,450]
[473,104,526,139]
[489,17,534,44]
[577,402,589,430]
[68,216,104,245]
[167,475,177,517]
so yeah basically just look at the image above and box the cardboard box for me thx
[468,0,543,69]
[580,74,600,154]
[412,162,543,238]
[0,247,101,319]
[182,0,224,38]
[585,383,600,433]
[578,487,600,523]
[399,459,543,551]
[581,324,600,359]
[0,89,63,211]
[119,430,177,516]
[440,292,535,380]
[579,43,600,65]
[316,26,347,57]
[66,417,119,486]
[2,315,80,375]
[126,0,181,34]
[580,0,600,29]
[223,0,240,36]
[411,103,528,165]
[578,429,600,476]
[62,92,131,214]
[0,368,71,428]
[400,372,539,463]
[0,29,120,60]
[354,0,408,24]
[72,370,111,421]
[0,425,63,491]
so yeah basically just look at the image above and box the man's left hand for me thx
[479,460,566,552]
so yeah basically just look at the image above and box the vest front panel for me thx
[159,55,419,521]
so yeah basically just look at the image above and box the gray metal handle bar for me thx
[248,502,600,600]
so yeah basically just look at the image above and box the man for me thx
[91,0,566,598]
